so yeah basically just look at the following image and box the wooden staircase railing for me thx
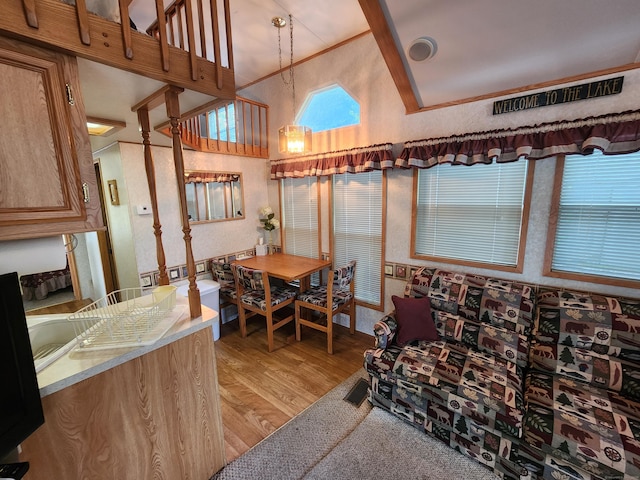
[158,96,270,158]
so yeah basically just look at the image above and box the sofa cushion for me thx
[392,295,438,346]
[404,267,535,336]
[534,288,640,363]
[529,344,640,401]
[435,311,530,368]
[364,340,526,436]
[523,370,640,480]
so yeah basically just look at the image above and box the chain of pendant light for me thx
[277,14,297,121]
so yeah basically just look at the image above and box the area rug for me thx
[212,370,500,480]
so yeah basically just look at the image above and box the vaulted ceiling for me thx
[85,0,640,150]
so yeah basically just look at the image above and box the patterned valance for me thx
[270,143,395,179]
[397,110,640,169]
[184,172,240,183]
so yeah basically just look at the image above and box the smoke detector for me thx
[408,37,437,62]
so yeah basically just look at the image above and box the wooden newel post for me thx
[137,107,169,286]
[165,86,201,319]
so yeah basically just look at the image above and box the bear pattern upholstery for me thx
[364,267,537,480]
[523,288,640,480]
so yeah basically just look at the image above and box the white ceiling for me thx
[84,0,640,152]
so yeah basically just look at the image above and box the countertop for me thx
[36,294,217,397]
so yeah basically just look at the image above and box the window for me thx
[332,171,385,308]
[280,177,320,259]
[200,102,236,141]
[545,151,640,286]
[297,85,360,133]
[413,161,531,270]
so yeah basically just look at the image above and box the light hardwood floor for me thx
[215,315,375,463]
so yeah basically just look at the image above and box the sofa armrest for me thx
[373,313,398,349]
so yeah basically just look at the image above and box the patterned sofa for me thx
[522,288,640,480]
[364,267,537,479]
[364,267,640,480]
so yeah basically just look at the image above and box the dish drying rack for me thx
[68,286,180,351]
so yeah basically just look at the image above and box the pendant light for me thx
[273,14,312,155]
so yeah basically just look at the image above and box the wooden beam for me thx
[358,0,420,113]
[0,0,235,99]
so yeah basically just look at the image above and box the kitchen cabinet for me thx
[0,37,102,240]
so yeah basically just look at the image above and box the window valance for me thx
[396,110,640,169]
[184,172,240,183]
[270,143,394,179]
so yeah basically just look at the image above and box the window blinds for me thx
[333,171,383,305]
[552,151,640,281]
[415,161,528,267]
[281,177,319,259]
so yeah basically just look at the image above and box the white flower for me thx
[260,206,273,217]
[271,219,280,229]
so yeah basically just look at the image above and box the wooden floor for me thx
[215,315,374,463]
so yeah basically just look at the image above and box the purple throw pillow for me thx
[392,295,438,346]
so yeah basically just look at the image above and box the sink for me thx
[26,314,97,373]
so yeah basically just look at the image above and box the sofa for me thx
[522,288,640,480]
[363,266,640,480]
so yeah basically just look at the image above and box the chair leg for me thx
[266,314,275,352]
[349,301,356,334]
[295,302,302,342]
[327,312,333,354]
[238,302,247,338]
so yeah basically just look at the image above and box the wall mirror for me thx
[184,171,244,223]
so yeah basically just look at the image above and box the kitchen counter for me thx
[36,294,217,397]
[21,293,226,479]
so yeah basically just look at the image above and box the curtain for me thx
[270,143,394,179]
[397,110,640,169]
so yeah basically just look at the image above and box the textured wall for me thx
[241,33,640,334]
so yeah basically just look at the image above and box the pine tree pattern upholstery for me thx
[522,288,640,480]
[364,267,537,479]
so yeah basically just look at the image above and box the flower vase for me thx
[267,230,273,255]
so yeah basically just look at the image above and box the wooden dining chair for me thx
[234,265,298,352]
[294,260,356,354]
[211,261,237,308]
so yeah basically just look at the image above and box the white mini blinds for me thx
[414,160,529,267]
[550,150,640,281]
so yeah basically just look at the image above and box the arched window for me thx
[297,85,360,132]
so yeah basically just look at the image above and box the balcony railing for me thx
[160,97,269,158]
[1,0,235,99]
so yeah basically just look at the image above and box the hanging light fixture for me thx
[273,14,312,155]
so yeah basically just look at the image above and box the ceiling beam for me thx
[358,0,420,114]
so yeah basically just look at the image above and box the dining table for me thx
[232,252,331,291]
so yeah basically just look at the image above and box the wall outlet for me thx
[136,205,152,215]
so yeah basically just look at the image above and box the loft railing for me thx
[1,0,235,99]
[159,96,269,158]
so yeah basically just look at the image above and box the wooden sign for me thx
[493,76,624,115]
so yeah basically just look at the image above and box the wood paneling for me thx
[21,328,225,479]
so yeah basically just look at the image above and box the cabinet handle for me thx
[82,183,90,203]
[65,83,75,105]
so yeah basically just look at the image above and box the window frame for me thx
[410,160,535,273]
[330,170,386,311]
[543,154,640,289]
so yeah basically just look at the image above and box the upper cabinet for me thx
[0,37,103,240]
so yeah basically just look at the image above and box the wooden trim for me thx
[515,161,536,273]
[63,233,82,300]
[237,31,371,91]
[413,63,640,113]
[542,156,640,290]
[358,0,419,114]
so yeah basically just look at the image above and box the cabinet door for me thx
[0,38,102,240]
